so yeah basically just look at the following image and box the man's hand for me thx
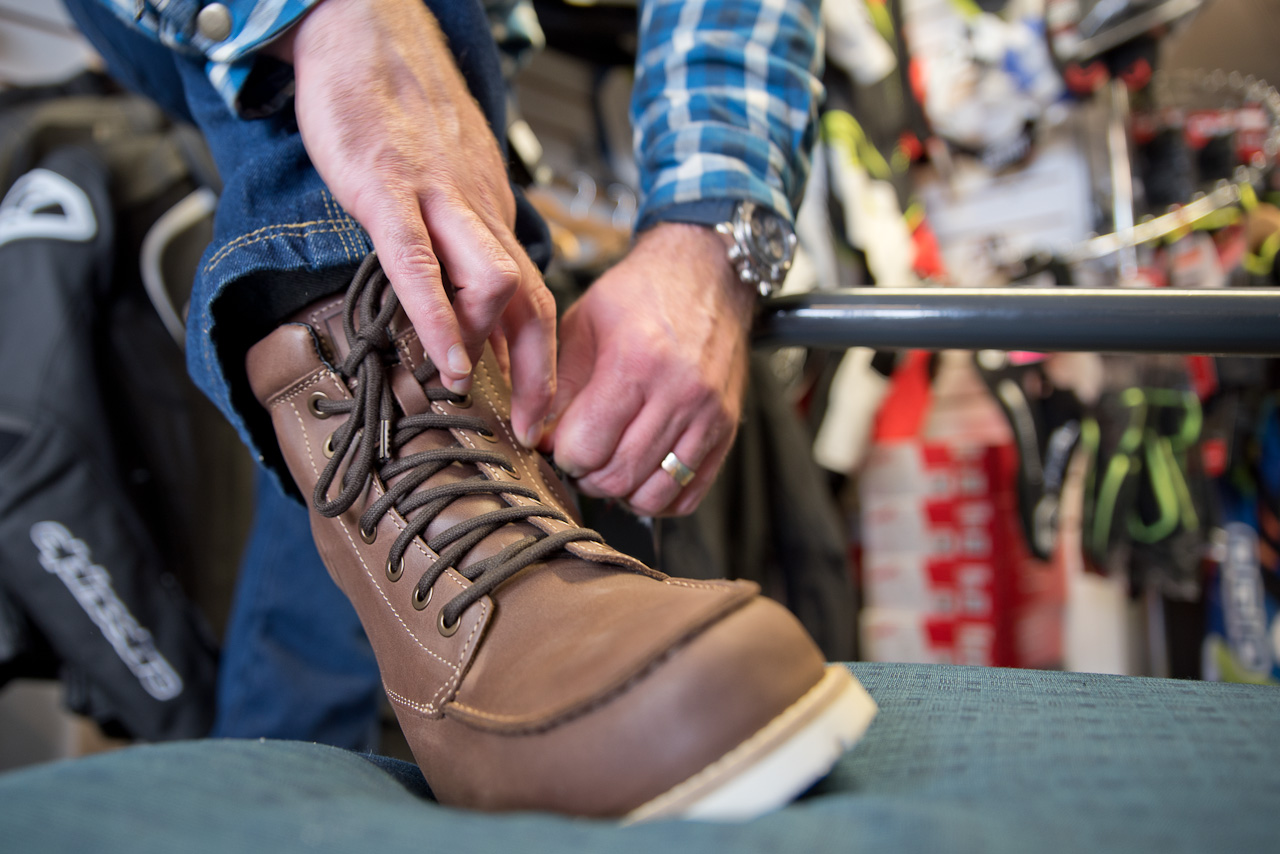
[545,223,755,516]
[274,0,556,447]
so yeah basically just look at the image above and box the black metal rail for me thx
[754,288,1280,355]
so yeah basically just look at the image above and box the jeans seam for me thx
[202,219,365,273]
[322,190,357,264]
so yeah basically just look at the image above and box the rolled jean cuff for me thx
[186,185,372,499]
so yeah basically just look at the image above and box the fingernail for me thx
[520,423,542,449]
[448,375,472,395]
[447,343,472,378]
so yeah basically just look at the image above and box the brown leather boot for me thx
[245,254,876,820]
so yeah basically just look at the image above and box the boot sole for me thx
[624,665,877,823]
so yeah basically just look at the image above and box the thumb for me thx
[541,305,596,451]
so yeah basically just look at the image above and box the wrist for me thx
[644,200,796,299]
[267,0,416,65]
[265,0,353,64]
[260,1,317,63]
[633,223,757,330]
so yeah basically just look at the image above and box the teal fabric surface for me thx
[3,663,1277,852]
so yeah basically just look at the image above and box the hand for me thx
[544,223,755,516]
[273,0,556,447]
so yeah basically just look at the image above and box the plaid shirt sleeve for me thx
[96,0,320,116]
[631,0,824,231]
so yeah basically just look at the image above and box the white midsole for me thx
[625,666,878,823]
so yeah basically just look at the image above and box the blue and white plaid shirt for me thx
[97,0,822,229]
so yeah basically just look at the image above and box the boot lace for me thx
[311,254,603,632]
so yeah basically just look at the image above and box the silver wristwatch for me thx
[714,201,797,298]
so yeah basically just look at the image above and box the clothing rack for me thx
[754,287,1280,355]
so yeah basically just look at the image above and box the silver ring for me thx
[660,452,696,488]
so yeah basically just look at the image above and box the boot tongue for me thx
[289,294,352,365]
[301,289,401,368]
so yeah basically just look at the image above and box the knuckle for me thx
[522,375,555,411]
[613,347,662,385]
[572,442,610,475]
[484,255,522,296]
[526,282,558,325]
[592,467,633,499]
[388,243,442,281]
[556,442,605,478]
[708,396,736,431]
[411,291,458,331]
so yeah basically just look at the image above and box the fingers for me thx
[544,223,755,516]
[500,251,558,448]
[552,319,739,515]
[541,304,594,454]
[633,426,737,517]
[577,391,737,517]
[551,368,646,480]
[428,192,558,446]
[362,198,470,392]
[425,198,521,364]
[488,326,511,382]
[361,188,556,425]
[570,397,689,498]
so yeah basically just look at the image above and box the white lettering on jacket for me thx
[0,168,96,248]
[29,521,183,701]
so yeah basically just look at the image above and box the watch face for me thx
[749,205,789,262]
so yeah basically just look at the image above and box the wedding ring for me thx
[660,452,696,488]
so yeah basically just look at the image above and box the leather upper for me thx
[244,286,828,815]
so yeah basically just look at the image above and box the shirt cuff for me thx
[117,0,322,116]
[633,149,795,234]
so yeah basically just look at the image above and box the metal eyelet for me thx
[308,391,331,419]
[451,393,473,409]
[386,556,404,582]
[478,427,500,444]
[322,433,335,459]
[438,609,460,637]
[360,525,377,545]
[411,585,432,611]
[503,464,522,481]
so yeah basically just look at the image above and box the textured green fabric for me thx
[2,663,1277,852]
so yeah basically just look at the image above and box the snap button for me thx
[196,4,234,41]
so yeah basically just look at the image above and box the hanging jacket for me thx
[0,81,220,740]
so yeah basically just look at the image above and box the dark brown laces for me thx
[311,253,603,631]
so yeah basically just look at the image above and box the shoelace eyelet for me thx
[503,463,521,481]
[412,585,432,611]
[308,391,332,419]
[479,427,499,444]
[322,433,335,459]
[451,393,473,410]
[438,609,460,637]
[360,525,377,545]
[386,556,404,582]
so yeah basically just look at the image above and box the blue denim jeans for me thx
[62,0,547,748]
[212,469,381,749]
